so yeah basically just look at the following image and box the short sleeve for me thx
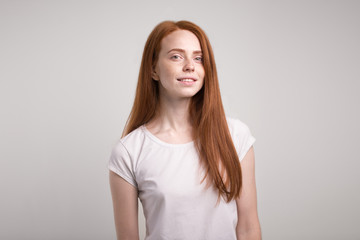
[108,141,138,188]
[238,124,256,162]
[227,118,256,162]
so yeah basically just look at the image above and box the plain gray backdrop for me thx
[1,0,359,239]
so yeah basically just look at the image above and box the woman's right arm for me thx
[109,170,139,240]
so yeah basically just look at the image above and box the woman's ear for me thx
[152,70,159,81]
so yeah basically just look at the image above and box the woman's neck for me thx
[145,98,194,144]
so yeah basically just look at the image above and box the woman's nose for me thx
[183,60,195,72]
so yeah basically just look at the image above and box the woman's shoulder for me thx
[226,117,256,160]
[113,125,147,153]
[112,126,145,163]
[226,117,252,135]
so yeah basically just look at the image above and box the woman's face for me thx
[153,30,205,101]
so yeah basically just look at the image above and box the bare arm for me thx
[109,171,139,240]
[236,146,261,240]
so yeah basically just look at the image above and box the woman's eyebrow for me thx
[167,48,202,54]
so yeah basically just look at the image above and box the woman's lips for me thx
[177,77,197,85]
[177,77,197,82]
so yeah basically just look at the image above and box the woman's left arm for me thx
[236,146,262,240]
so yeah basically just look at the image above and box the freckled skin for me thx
[153,30,205,101]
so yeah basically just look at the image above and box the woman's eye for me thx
[171,55,181,60]
[195,56,203,62]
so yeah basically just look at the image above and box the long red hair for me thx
[123,20,242,202]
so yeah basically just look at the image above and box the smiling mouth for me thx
[177,78,197,82]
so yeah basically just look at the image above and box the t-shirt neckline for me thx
[140,125,194,148]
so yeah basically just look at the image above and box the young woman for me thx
[109,20,261,240]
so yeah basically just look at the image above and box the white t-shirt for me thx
[108,117,256,240]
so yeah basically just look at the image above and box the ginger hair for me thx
[123,20,242,202]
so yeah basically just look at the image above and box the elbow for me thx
[236,228,262,240]
[236,218,262,240]
[117,234,140,240]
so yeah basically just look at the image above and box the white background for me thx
[1,0,359,239]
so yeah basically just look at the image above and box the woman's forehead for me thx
[160,30,202,53]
